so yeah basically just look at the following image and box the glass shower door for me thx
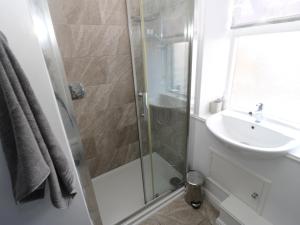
[127,0,194,203]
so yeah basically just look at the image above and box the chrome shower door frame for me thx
[126,0,196,205]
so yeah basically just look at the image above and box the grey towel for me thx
[0,32,76,208]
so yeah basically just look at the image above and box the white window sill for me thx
[190,113,300,163]
[191,113,210,122]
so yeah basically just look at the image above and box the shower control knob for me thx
[69,82,86,100]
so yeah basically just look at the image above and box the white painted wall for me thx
[189,117,300,225]
[190,0,300,224]
[0,0,92,224]
[197,0,232,116]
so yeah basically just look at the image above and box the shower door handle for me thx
[138,92,148,119]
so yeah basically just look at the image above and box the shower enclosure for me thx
[29,0,195,224]
[127,0,194,203]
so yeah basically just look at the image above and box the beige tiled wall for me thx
[48,0,139,178]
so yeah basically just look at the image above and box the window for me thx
[232,0,300,28]
[228,31,300,127]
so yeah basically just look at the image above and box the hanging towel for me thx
[0,31,76,209]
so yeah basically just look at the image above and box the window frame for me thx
[223,20,300,129]
[231,0,300,29]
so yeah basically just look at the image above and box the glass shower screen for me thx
[127,0,194,203]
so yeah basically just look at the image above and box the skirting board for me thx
[205,177,273,225]
[204,176,230,210]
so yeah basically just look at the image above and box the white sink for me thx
[206,110,300,157]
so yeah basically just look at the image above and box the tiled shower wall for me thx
[48,0,140,178]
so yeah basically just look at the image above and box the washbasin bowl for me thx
[206,110,300,157]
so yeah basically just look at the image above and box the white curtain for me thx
[232,0,300,28]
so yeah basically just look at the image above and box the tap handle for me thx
[256,103,264,111]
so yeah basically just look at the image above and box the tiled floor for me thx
[138,196,219,225]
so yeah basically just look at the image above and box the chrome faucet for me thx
[249,103,264,123]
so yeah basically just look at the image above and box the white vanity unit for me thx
[204,152,274,225]
[217,195,273,225]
